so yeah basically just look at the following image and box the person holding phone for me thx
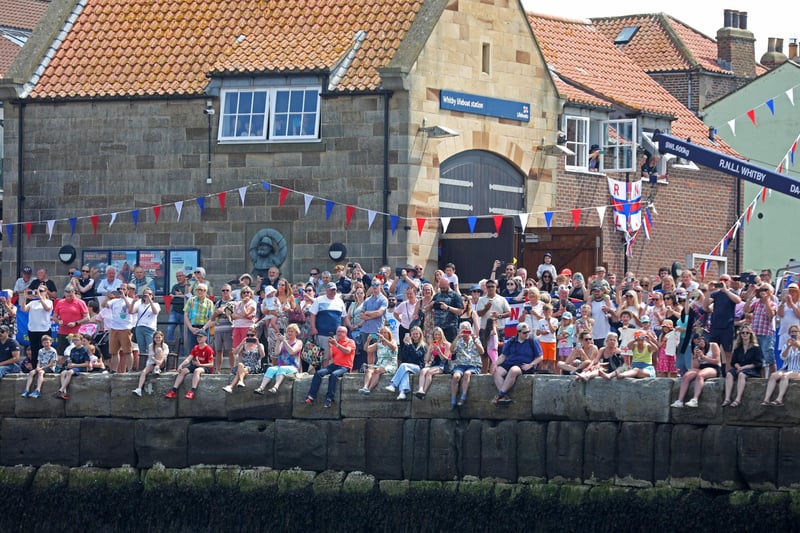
[762,324,800,406]
[671,336,721,408]
[254,324,302,394]
[20,285,55,367]
[224,328,267,393]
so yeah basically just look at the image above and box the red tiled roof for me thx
[592,13,731,75]
[0,0,49,31]
[527,12,738,155]
[30,0,423,98]
[0,37,21,77]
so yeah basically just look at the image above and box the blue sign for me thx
[440,90,529,122]
[656,133,800,199]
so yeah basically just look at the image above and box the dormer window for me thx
[614,26,639,45]
[218,86,321,143]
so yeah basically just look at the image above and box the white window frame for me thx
[218,86,321,143]
[600,118,637,172]
[563,116,589,171]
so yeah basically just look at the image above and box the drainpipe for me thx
[382,91,391,265]
[16,102,25,279]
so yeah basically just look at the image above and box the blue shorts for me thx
[69,367,84,375]
[757,334,775,365]
[632,361,655,377]
[452,364,480,376]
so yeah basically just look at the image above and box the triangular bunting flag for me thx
[787,88,795,106]
[345,205,356,227]
[493,215,503,234]
[390,215,399,235]
[766,99,775,115]
[367,210,377,229]
[153,206,161,224]
[571,209,581,228]
[544,211,553,229]
[46,220,55,240]
[279,188,290,206]
[131,209,139,227]
[746,203,753,223]
[304,194,313,214]
[731,220,741,239]
[699,261,706,280]
[69,218,77,236]
[441,217,451,233]
[196,197,205,214]
[90,215,99,235]
[761,187,767,203]
[24,222,33,239]
[109,212,117,227]
[728,119,736,136]
[238,186,247,206]
[175,201,183,222]
[595,206,606,225]
[517,213,528,230]
[217,192,227,211]
[5,224,12,245]
[325,200,335,220]
[746,109,756,126]
[262,182,271,191]
[467,216,477,234]
[416,218,425,237]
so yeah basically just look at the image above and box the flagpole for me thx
[623,171,629,275]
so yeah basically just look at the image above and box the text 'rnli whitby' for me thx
[440,90,530,122]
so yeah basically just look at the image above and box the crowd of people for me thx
[1,256,798,409]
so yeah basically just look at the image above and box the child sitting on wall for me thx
[21,335,57,398]
[54,334,91,400]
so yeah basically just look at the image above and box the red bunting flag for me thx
[163,295,172,310]
[699,261,706,280]
[218,192,227,211]
[571,209,581,228]
[90,215,99,234]
[345,205,356,227]
[761,187,767,203]
[416,218,426,236]
[24,222,33,239]
[745,204,753,223]
[153,206,161,224]
[493,215,503,234]
[746,109,756,126]
[279,188,290,206]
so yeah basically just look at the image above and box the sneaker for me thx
[359,387,370,395]
[384,384,397,393]
[237,381,246,388]
[254,388,265,395]
[498,395,513,405]
[686,398,699,408]
[304,397,314,405]
[323,399,333,408]
[185,390,195,400]
[53,391,63,399]
[414,391,426,400]
[670,400,684,408]
[153,366,161,375]
[397,392,406,400]
[164,389,178,399]
[60,393,70,401]
[21,390,29,398]
[30,390,41,399]
[222,385,233,394]
[132,388,142,397]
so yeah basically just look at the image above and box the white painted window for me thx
[218,87,320,142]
[601,118,637,172]
[564,116,589,170]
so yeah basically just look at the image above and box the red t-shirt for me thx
[54,298,89,336]
[330,336,356,370]
[190,344,214,368]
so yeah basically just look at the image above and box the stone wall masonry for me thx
[0,372,798,490]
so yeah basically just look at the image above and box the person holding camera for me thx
[744,282,777,376]
[762,324,800,406]
[359,281,388,366]
[431,274,464,343]
[777,283,800,352]
[103,285,137,373]
[704,274,742,368]
[224,328,267,393]
[132,288,160,369]
[303,326,355,408]
[389,266,419,303]
[254,324,302,394]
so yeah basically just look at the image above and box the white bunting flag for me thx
[109,212,117,227]
[517,213,529,230]
[46,220,55,240]
[787,88,795,107]
[440,217,451,233]
[238,186,247,206]
[304,194,313,214]
[367,210,377,229]
[728,119,736,136]
[175,201,183,222]
[595,205,606,225]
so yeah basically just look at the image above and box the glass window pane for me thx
[224,93,238,114]
[272,113,288,136]
[222,115,236,137]
[289,91,304,113]
[288,114,302,135]
[253,91,267,114]
[251,115,265,137]
[275,91,290,112]
[304,90,318,112]
[301,115,315,136]
[238,92,253,113]
[235,116,252,137]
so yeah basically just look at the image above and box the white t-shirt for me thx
[106,297,132,330]
[133,300,160,330]
[27,300,52,332]
[536,317,558,343]
[476,295,511,329]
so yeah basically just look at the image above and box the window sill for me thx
[215,139,327,154]
[566,167,606,177]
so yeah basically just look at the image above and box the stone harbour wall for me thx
[0,372,799,491]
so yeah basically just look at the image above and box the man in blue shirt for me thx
[0,325,21,380]
[491,322,542,404]
[360,281,388,365]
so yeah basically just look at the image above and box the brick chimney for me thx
[717,9,756,78]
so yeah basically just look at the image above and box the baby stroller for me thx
[80,323,110,360]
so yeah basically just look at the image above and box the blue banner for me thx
[440,90,529,122]
[656,133,800,199]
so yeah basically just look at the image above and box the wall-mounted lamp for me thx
[538,134,574,156]
[418,117,460,139]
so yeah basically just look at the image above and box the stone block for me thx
[737,426,778,490]
[327,418,366,472]
[340,374,411,418]
[135,418,191,468]
[1,418,81,466]
[720,378,773,426]
[468,374,533,420]
[649,424,670,487]
[80,418,136,468]
[428,419,458,481]
[187,420,274,467]
[224,375,293,420]
[274,419,328,471]
[292,375,341,420]
[517,420,547,479]
[580,379,618,420]
[583,421,617,484]
[668,425,703,487]
[63,373,111,417]
[460,419,482,479]
[410,375,461,419]
[778,427,800,489]
[110,372,177,418]
[616,422,655,487]
[174,374,228,418]
[532,375,573,420]
[15,375,65,418]
[402,418,429,480]
[366,418,404,479]
[701,425,744,490]
[669,378,724,425]
[546,421,585,482]
[615,378,673,422]
[0,374,25,416]
[481,420,517,481]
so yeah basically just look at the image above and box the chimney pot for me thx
[730,11,740,29]
[776,38,784,53]
[767,37,777,53]
[723,9,732,28]
[789,40,798,59]
[739,12,747,30]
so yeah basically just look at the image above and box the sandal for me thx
[721,399,731,407]
[268,387,278,394]
[761,400,771,406]
[730,400,740,408]
[770,400,784,406]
